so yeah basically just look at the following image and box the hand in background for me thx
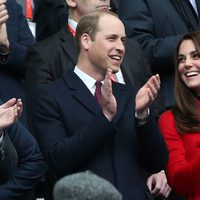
[0,0,9,53]
[147,171,172,199]
[0,98,23,132]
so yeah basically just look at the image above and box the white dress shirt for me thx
[74,66,97,96]
[189,0,199,16]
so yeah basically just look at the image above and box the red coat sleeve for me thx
[158,111,200,196]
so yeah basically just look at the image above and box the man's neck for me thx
[77,58,105,82]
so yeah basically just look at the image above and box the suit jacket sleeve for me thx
[118,0,182,73]
[123,86,168,173]
[24,44,54,98]
[0,132,18,185]
[158,111,200,196]
[0,121,47,200]
[136,114,168,173]
[2,0,35,77]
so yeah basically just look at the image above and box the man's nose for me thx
[116,41,125,53]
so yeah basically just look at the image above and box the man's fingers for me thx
[0,4,6,11]
[0,0,7,5]
[0,2,8,25]
[150,179,162,195]
[146,179,153,191]
[0,15,8,24]
[102,68,113,96]
[1,98,16,109]
[163,184,171,198]
[104,68,112,85]
[146,74,160,99]
[147,74,160,89]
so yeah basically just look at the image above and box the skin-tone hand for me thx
[0,0,8,24]
[147,171,172,198]
[135,74,160,114]
[0,0,9,53]
[0,98,23,134]
[101,68,117,121]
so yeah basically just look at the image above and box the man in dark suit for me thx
[0,0,35,127]
[29,11,168,200]
[24,0,150,105]
[118,0,200,116]
[32,0,119,41]
[25,1,171,198]
[0,98,46,200]
[33,0,68,41]
[25,0,112,98]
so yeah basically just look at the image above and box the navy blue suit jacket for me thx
[0,103,46,199]
[29,71,168,200]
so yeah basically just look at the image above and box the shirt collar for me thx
[68,18,78,32]
[74,66,96,93]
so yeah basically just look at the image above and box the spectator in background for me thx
[25,0,110,99]
[33,0,68,41]
[32,0,119,41]
[0,97,46,199]
[110,0,119,13]
[0,0,35,127]
[29,11,168,200]
[118,0,200,117]
[158,31,200,200]
[16,0,26,14]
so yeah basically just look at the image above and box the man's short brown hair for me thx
[75,11,118,55]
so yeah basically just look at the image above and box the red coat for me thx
[158,109,200,200]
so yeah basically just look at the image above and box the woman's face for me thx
[178,39,200,96]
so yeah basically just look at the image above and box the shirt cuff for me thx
[0,131,4,144]
[0,51,9,63]
[135,108,150,125]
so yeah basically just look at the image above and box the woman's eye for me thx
[178,56,185,63]
[191,51,200,59]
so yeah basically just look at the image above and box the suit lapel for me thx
[121,56,134,86]
[59,28,78,65]
[63,72,128,121]
[170,0,199,30]
[195,0,200,18]
[63,71,100,114]
[112,82,128,124]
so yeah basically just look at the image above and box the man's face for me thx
[77,0,110,15]
[87,14,126,76]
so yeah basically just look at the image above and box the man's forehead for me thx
[97,15,125,35]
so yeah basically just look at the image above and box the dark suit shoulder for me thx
[28,27,75,62]
[31,30,65,51]
[31,76,68,97]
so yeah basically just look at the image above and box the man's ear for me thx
[66,0,76,8]
[81,33,92,51]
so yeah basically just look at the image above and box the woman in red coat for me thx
[158,31,200,200]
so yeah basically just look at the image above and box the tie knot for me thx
[95,81,102,89]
